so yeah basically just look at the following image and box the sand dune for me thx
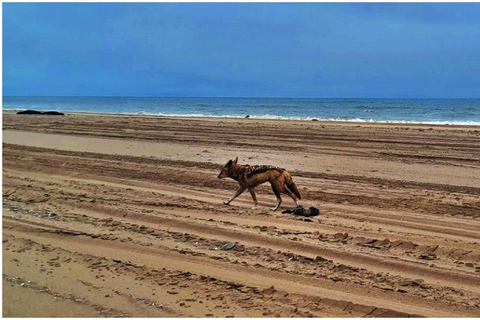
[2,111,480,317]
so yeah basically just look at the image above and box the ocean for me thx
[3,96,480,125]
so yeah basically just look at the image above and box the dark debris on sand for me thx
[282,205,320,217]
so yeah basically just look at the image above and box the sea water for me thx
[3,96,480,125]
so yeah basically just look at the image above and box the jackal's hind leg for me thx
[224,186,246,205]
[248,188,258,209]
[270,185,282,211]
[280,185,299,206]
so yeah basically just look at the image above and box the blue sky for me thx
[3,3,480,98]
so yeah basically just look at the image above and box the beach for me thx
[2,110,480,317]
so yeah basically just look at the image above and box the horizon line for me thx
[3,95,480,100]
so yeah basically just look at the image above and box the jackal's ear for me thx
[232,156,238,164]
[226,159,233,168]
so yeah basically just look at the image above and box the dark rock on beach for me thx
[17,110,42,115]
[42,111,65,116]
[17,110,65,116]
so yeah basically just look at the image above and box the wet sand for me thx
[2,111,480,317]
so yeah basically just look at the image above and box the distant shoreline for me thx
[3,109,480,129]
[4,96,480,126]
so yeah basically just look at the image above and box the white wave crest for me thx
[5,106,478,126]
[121,111,480,126]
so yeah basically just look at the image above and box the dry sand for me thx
[2,111,480,317]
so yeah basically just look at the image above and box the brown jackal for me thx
[217,157,301,211]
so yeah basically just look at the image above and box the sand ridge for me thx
[2,111,480,317]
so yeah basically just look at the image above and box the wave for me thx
[3,107,31,111]
[4,107,479,126]
[124,111,480,126]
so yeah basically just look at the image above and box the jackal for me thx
[217,157,301,211]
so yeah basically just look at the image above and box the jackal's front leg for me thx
[248,188,258,209]
[223,186,246,205]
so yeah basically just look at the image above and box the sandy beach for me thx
[2,110,480,317]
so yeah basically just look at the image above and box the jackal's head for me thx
[217,157,238,179]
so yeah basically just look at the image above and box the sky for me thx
[3,2,480,98]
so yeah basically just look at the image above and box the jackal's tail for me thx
[284,171,301,200]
